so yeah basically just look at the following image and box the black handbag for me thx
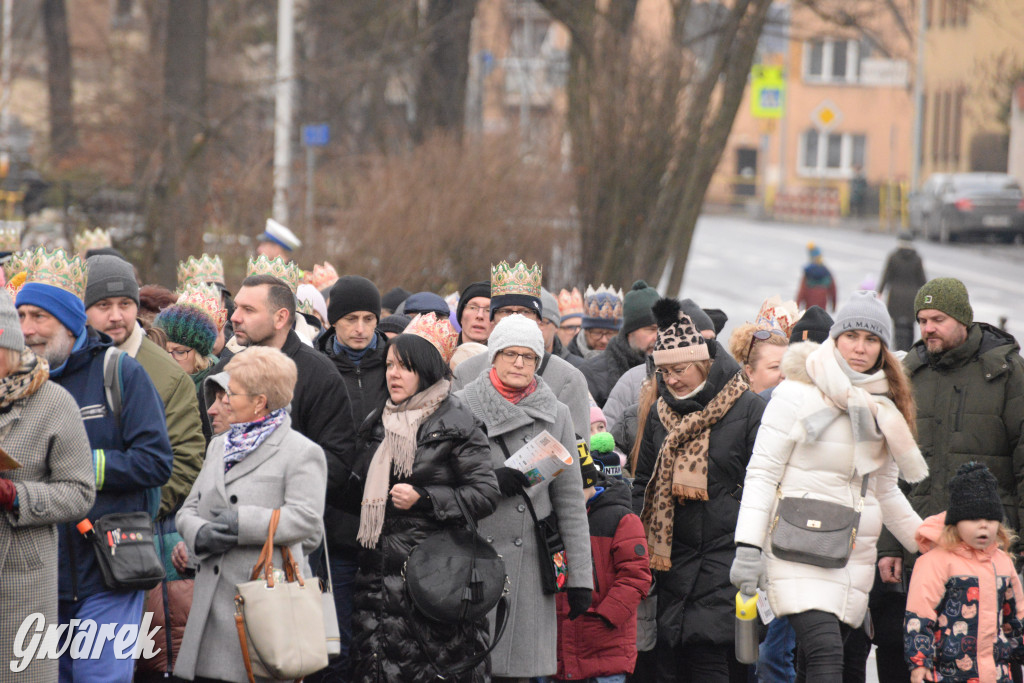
[519,491,568,594]
[769,474,870,569]
[403,491,509,678]
[78,512,166,591]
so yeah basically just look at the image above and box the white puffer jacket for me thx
[734,342,924,627]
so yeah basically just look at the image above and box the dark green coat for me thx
[904,323,1024,530]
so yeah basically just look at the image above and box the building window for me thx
[799,130,867,177]
[803,39,861,84]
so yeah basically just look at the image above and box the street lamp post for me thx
[273,0,294,225]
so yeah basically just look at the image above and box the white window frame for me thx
[798,130,867,178]
[803,39,861,84]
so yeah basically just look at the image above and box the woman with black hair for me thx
[347,313,500,683]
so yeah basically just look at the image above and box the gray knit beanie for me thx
[830,291,893,348]
[0,289,25,352]
[540,288,561,326]
[85,255,140,309]
[487,314,545,365]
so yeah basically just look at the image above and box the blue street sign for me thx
[303,124,330,147]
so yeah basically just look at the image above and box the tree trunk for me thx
[412,0,476,143]
[147,0,208,286]
[42,0,76,157]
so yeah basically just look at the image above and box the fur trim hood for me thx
[781,341,817,384]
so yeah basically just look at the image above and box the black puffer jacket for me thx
[631,371,764,648]
[349,395,501,683]
[578,333,647,408]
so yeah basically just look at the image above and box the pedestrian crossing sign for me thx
[751,65,785,119]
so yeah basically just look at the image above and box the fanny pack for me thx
[77,512,166,591]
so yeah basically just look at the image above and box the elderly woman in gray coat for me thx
[176,347,327,683]
[0,290,94,683]
[454,314,593,682]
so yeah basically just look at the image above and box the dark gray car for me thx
[912,173,1024,243]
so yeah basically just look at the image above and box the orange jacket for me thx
[905,513,1024,682]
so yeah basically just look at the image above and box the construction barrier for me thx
[772,187,841,224]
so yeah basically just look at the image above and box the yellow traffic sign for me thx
[811,99,843,132]
[751,65,785,119]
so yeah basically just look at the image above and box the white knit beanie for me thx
[487,314,545,365]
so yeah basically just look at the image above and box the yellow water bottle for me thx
[735,591,759,664]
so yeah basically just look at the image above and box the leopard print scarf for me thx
[641,372,749,571]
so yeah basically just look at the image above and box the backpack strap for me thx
[103,347,125,424]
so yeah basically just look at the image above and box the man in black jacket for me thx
[578,280,660,407]
[211,274,358,676]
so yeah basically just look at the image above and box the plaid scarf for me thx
[0,349,49,412]
[642,372,749,571]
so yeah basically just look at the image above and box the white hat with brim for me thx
[258,218,302,251]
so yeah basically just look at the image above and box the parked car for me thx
[911,173,1024,243]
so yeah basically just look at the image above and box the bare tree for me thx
[42,0,76,156]
[412,0,477,143]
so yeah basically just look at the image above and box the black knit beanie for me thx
[381,286,411,313]
[457,281,490,322]
[327,275,381,325]
[946,462,1004,525]
[790,306,835,344]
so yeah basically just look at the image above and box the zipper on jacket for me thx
[953,386,966,432]
[66,526,80,602]
[356,364,362,389]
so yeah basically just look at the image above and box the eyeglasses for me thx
[494,307,540,321]
[168,347,194,360]
[586,328,617,341]
[745,328,787,360]
[224,391,258,401]
[559,324,581,333]
[463,304,489,316]
[498,349,540,366]
[656,364,696,381]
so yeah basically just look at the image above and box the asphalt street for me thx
[678,214,1024,345]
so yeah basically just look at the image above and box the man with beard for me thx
[85,255,205,518]
[16,248,173,682]
[874,277,1024,682]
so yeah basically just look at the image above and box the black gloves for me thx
[194,521,238,556]
[494,467,530,497]
[566,587,593,620]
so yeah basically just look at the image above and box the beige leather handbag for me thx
[234,509,328,682]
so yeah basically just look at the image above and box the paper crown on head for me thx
[178,254,225,289]
[2,251,26,281]
[558,287,584,319]
[754,295,800,337]
[23,247,87,299]
[304,262,339,291]
[297,297,314,317]
[246,255,300,293]
[73,228,112,256]
[490,260,542,299]
[403,312,458,365]
[177,283,228,329]
[4,271,26,299]
[0,224,21,253]
[584,284,624,321]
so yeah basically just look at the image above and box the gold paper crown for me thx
[246,255,300,293]
[0,224,22,252]
[584,284,624,321]
[4,271,26,299]
[23,247,87,299]
[557,287,584,318]
[490,260,542,298]
[73,228,112,255]
[177,283,227,329]
[305,263,339,291]
[178,254,225,289]
[297,298,314,317]
[754,295,800,336]
[2,251,26,281]
[404,313,458,365]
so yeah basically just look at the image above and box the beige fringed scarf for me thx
[642,372,749,571]
[357,379,451,548]
[793,338,927,484]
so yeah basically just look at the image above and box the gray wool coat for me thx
[452,349,592,440]
[175,415,326,683]
[0,381,95,683]
[455,375,593,678]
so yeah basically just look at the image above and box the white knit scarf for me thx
[357,379,451,548]
[794,338,927,483]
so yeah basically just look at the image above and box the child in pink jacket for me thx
[905,462,1024,682]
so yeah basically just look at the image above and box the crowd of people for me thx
[0,219,1021,683]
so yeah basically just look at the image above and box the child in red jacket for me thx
[905,462,1024,683]
[550,474,652,683]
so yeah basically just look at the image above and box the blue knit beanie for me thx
[16,282,87,337]
[155,304,217,357]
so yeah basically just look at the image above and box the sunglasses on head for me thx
[746,327,787,359]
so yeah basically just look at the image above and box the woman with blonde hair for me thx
[176,345,327,683]
[731,291,927,682]
[729,322,789,396]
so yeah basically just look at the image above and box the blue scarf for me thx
[223,408,287,471]
[333,332,377,365]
